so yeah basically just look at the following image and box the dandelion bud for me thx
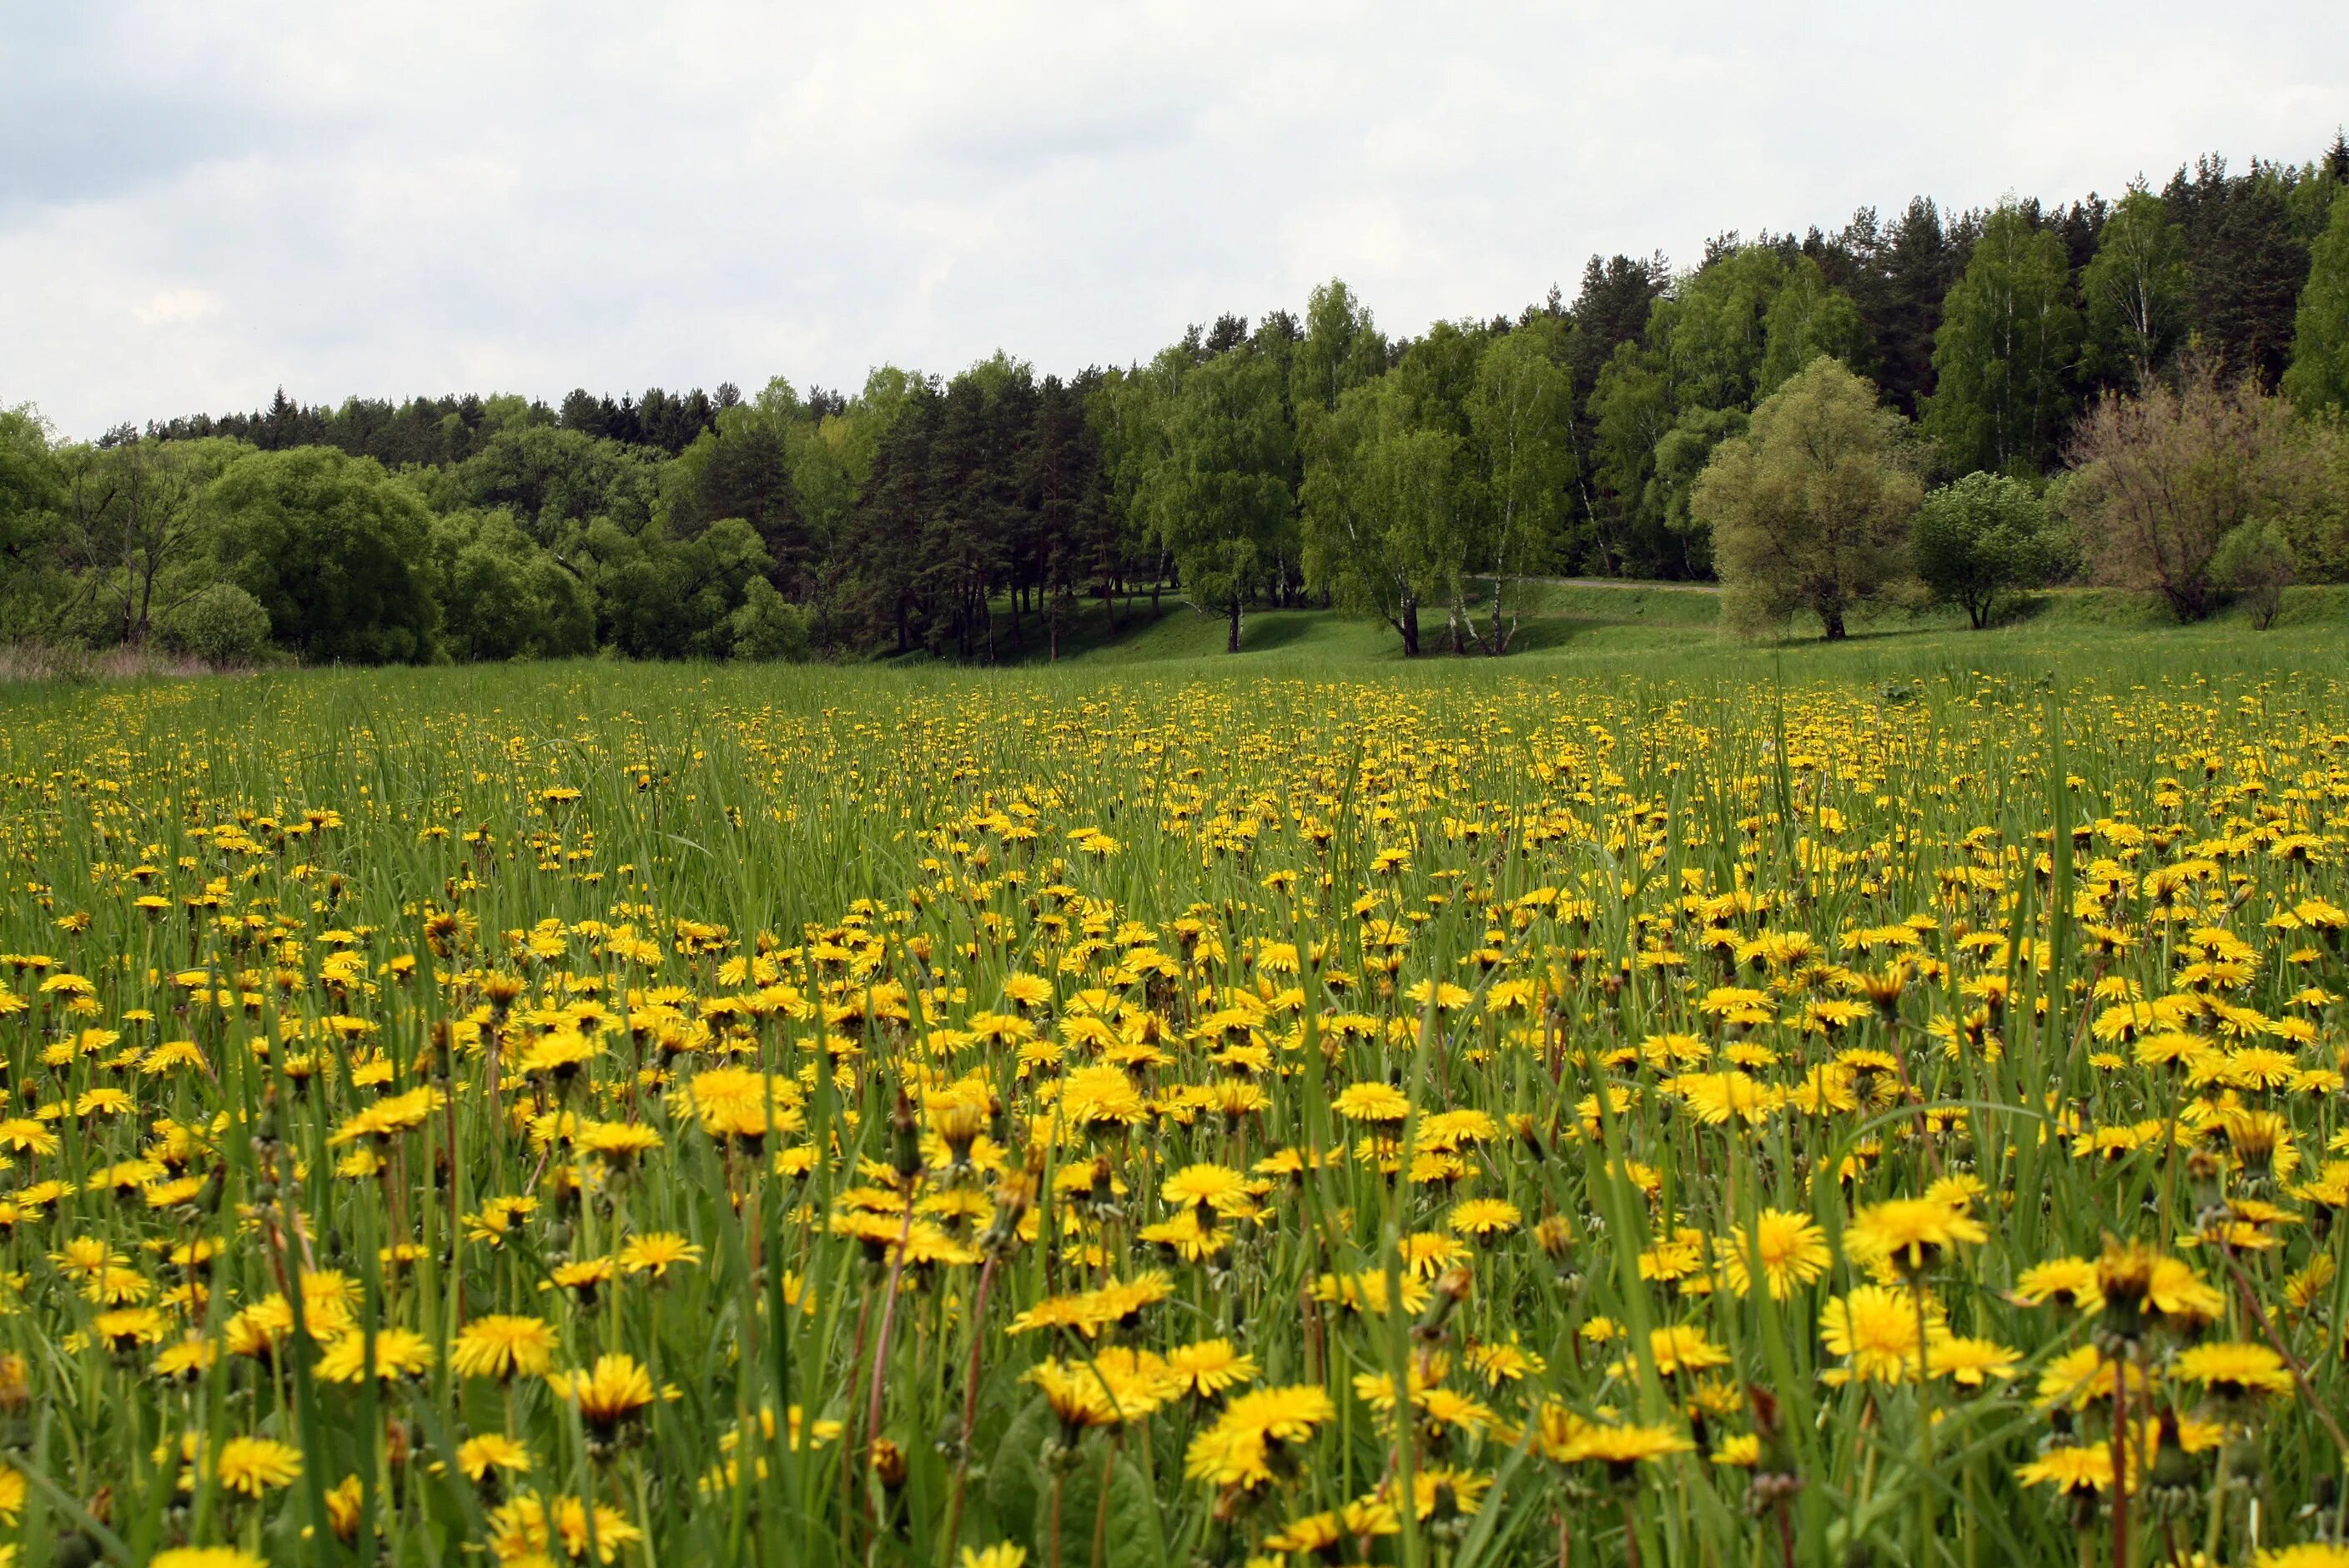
[1414,1265,1472,1341]
[890,1093,921,1179]
[868,1438,907,1490]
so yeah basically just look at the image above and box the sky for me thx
[4,2,2346,438]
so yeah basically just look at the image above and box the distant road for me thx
[1518,576,1721,594]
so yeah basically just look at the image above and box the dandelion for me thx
[213,1436,302,1496]
[1720,1209,1831,1299]
[1820,1287,1939,1385]
[451,1316,560,1381]
[546,1354,661,1431]
[315,1329,435,1383]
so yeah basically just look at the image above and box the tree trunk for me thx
[1822,606,1847,641]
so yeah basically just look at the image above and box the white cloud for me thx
[3,0,2344,435]
[129,288,222,327]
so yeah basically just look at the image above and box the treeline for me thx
[5,138,2349,665]
[144,384,761,466]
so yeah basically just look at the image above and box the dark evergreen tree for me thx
[2167,155,2311,384]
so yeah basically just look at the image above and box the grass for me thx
[0,613,2345,1568]
[853,578,2349,677]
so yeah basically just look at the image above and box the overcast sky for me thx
[4,3,2345,437]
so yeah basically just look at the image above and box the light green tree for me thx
[1461,317,1575,651]
[1092,346,1194,609]
[1912,471,2067,627]
[2283,191,2349,415]
[730,575,812,660]
[2210,519,2296,629]
[1159,345,1294,652]
[207,445,440,663]
[1924,205,2082,475]
[0,404,63,632]
[53,435,248,648]
[1590,247,1864,576]
[1694,357,1923,640]
[2081,186,2187,389]
[426,507,596,660]
[1756,258,1869,399]
[1299,377,1463,656]
[1291,279,1389,416]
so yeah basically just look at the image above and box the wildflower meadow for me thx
[0,643,2345,1568]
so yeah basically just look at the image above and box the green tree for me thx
[1299,378,1461,656]
[208,445,440,662]
[1912,471,2065,627]
[1924,205,2082,475]
[1461,318,1576,650]
[52,435,247,647]
[1587,340,1672,574]
[1091,348,1191,612]
[575,515,771,660]
[1291,279,1389,416]
[2081,186,2188,389]
[1693,357,1923,640]
[435,425,661,545]
[2287,414,2349,580]
[670,407,807,585]
[2167,155,2307,387]
[1588,247,1864,578]
[1756,259,1868,399]
[730,575,812,660]
[1159,345,1294,652]
[426,508,595,661]
[0,405,63,632]
[2283,190,2349,415]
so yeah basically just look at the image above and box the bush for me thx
[2211,520,2296,630]
[730,577,811,661]
[158,582,273,665]
[2062,360,2314,620]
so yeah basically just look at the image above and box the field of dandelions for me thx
[0,646,2345,1568]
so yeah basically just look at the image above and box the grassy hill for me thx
[884,578,2349,676]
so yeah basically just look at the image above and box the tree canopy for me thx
[1693,357,1923,640]
[4,135,2346,662]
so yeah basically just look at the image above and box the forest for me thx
[5,140,2349,665]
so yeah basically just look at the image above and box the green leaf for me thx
[1036,1440,1166,1568]
[983,1394,1053,1542]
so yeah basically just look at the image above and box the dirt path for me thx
[1519,575,1721,594]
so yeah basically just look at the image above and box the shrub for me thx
[2211,519,2296,629]
[2061,359,2314,620]
[158,582,273,666]
[730,577,811,661]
